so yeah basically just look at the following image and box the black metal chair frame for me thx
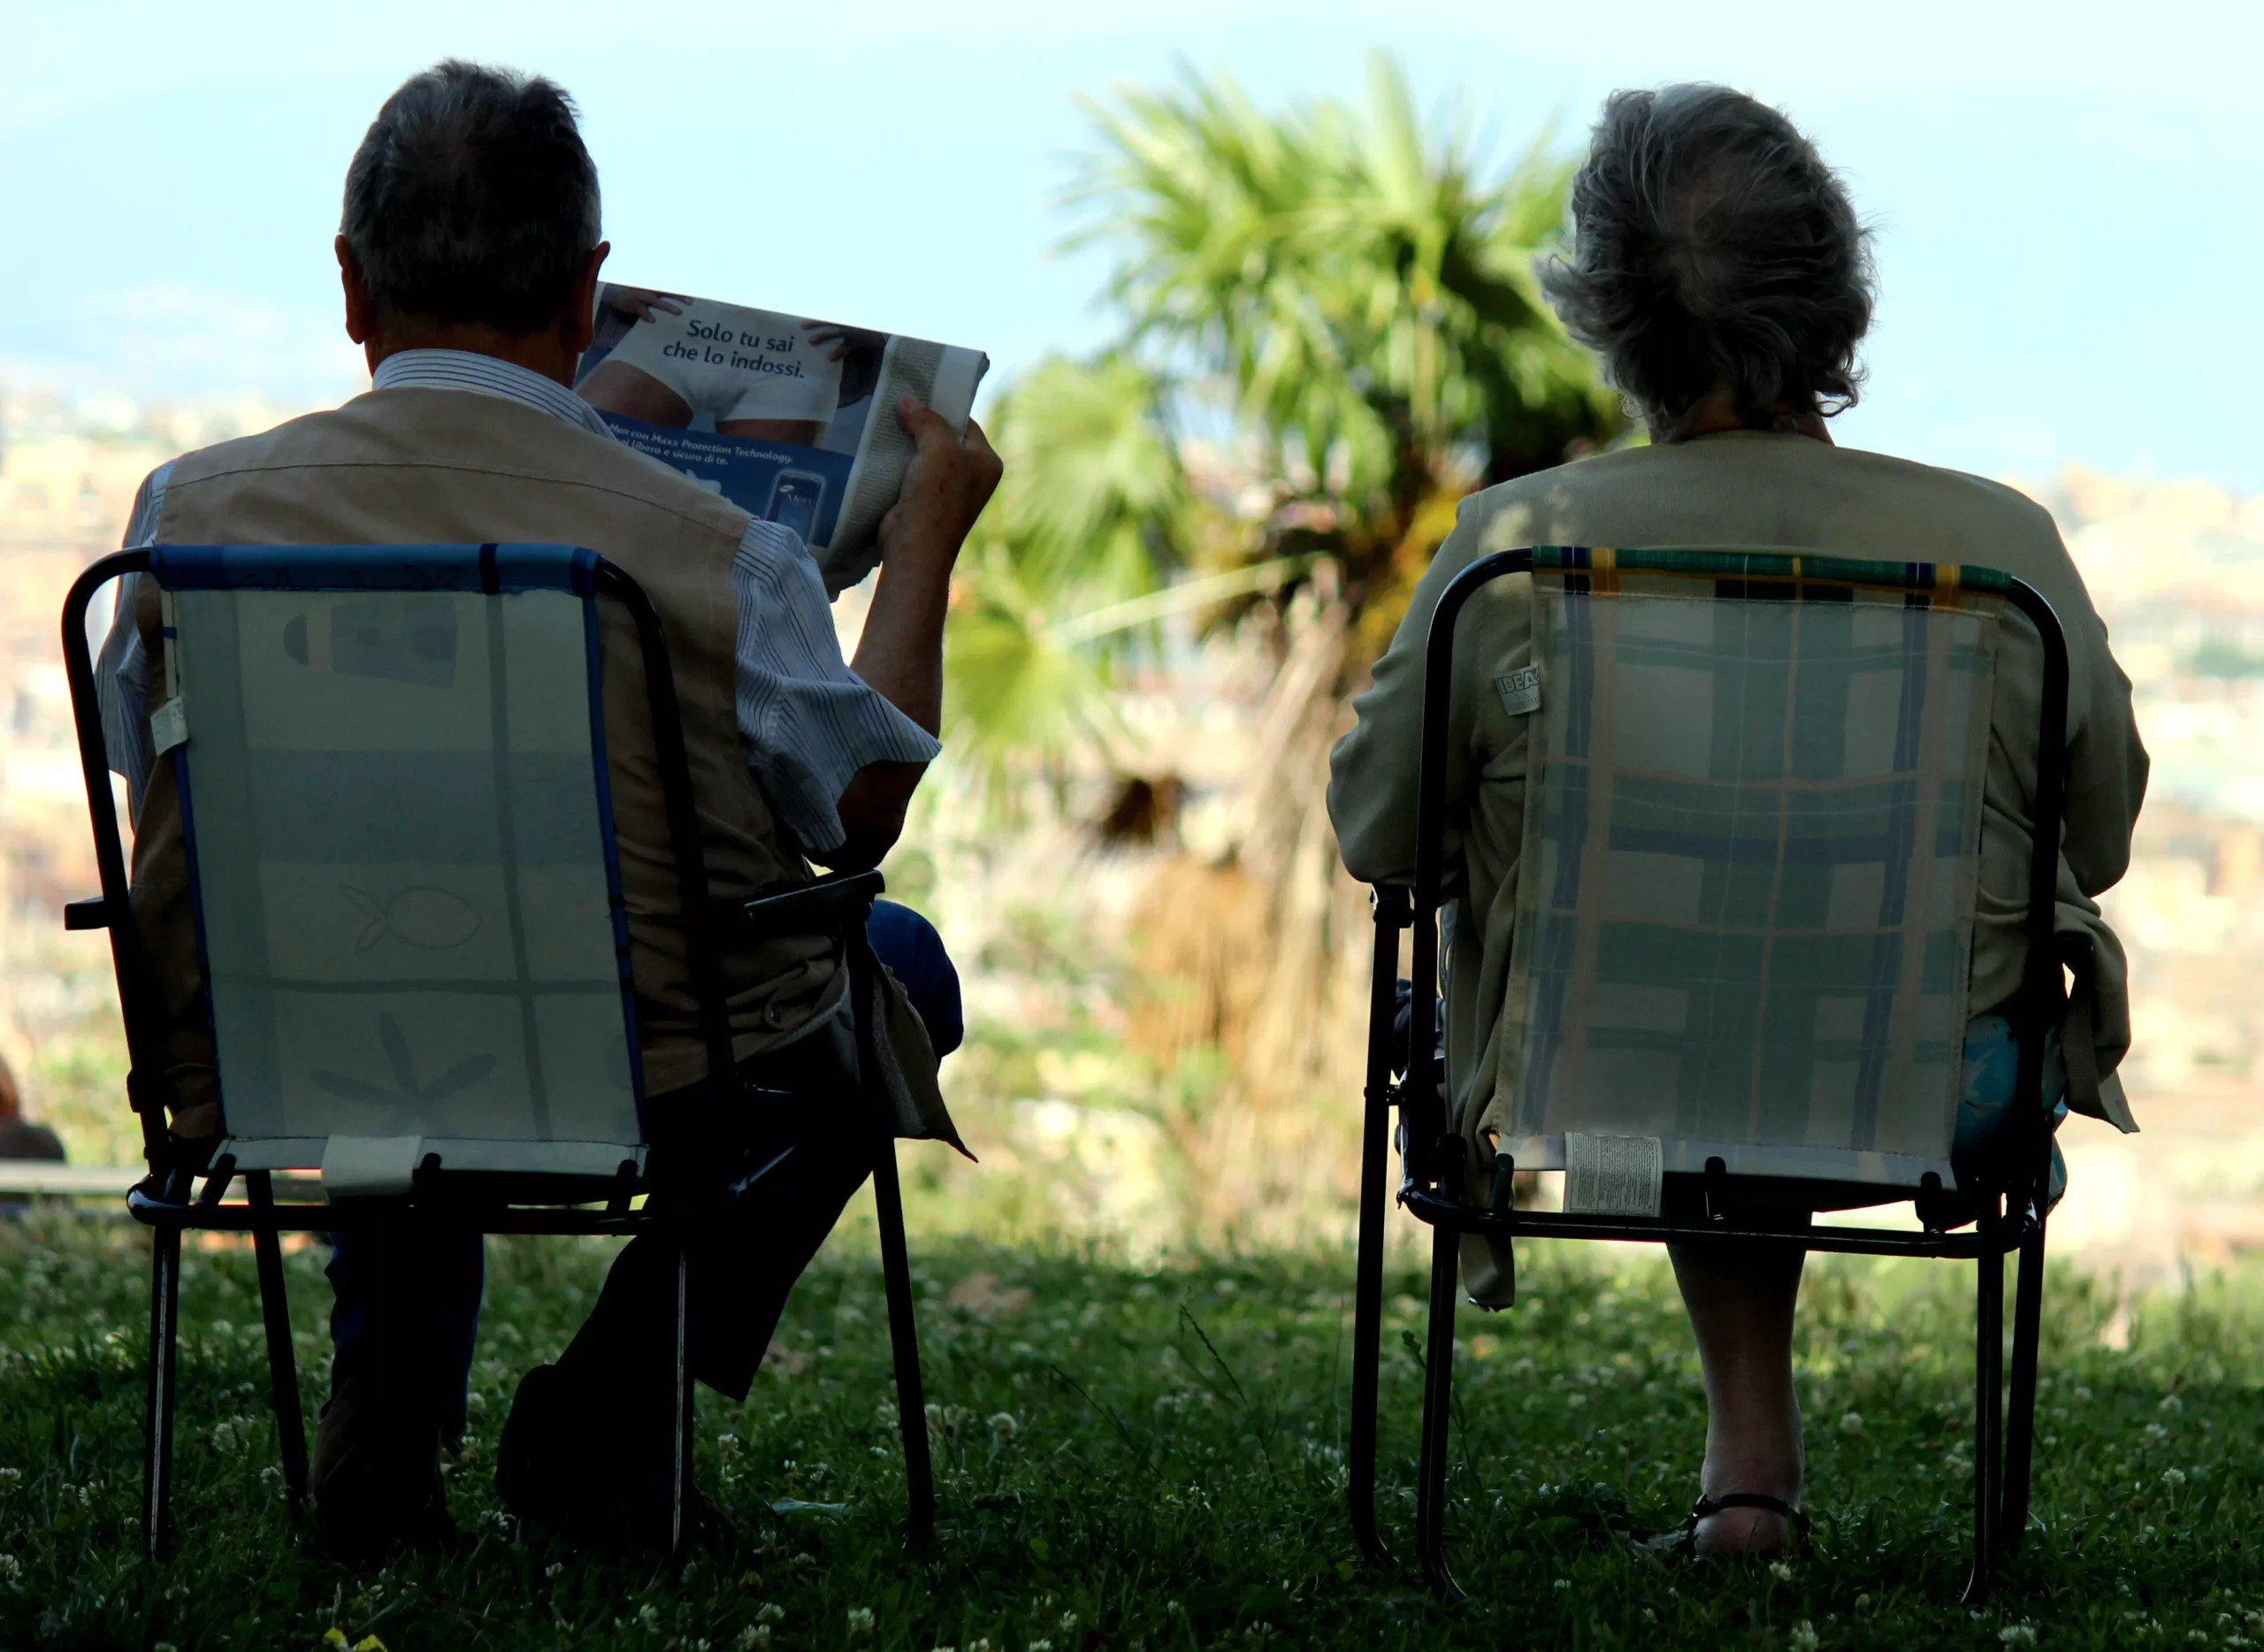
[60,545,936,1561]
[1344,547,2070,1604]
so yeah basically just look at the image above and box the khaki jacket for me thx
[1330,432,2149,1169]
[127,386,952,1144]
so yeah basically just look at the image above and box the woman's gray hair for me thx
[341,61,601,334]
[1540,85,1874,437]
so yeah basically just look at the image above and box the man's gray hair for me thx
[341,61,601,334]
[1540,85,1873,437]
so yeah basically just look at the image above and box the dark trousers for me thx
[327,901,960,1421]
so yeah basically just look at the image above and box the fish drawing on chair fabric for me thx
[343,885,483,952]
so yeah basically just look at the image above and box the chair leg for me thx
[244,1173,309,1517]
[1962,1204,2006,1606]
[1413,1221,1466,1603]
[670,1241,695,1564]
[2000,1220,2047,1556]
[1349,1064,1395,1565]
[873,1145,936,1545]
[142,1224,180,1563]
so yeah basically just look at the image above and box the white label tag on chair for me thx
[1493,666,1541,716]
[149,696,188,757]
[319,1136,423,1198]
[1564,1132,1662,1217]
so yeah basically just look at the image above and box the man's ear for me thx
[561,241,610,358]
[337,236,374,346]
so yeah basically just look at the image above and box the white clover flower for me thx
[739,1629,770,1649]
[1998,1627,2038,1647]
[1770,1561,1794,1582]
[0,1467,20,1490]
[0,1553,20,1583]
[1029,1641,1053,1652]
[2161,1468,2187,1488]
[758,1603,786,1624]
[1838,1411,1863,1434]
[1059,1611,1079,1633]
[1854,1595,1873,1612]
[2144,1424,2172,1447]
[990,1413,1019,1442]
[546,1562,564,1579]
[968,1641,995,1652]
[847,1607,876,1636]
[1790,1622,1819,1652]
[639,1602,662,1630]
[1552,1578,1571,1591]
[2160,1395,2183,1414]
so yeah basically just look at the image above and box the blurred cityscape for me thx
[4,384,2262,1277]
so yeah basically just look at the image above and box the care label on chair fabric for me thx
[1564,1132,1662,1217]
[149,697,188,757]
[319,1135,423,1198]
[1493,666,1541,716]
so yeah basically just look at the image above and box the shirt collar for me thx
[371,348,617,442]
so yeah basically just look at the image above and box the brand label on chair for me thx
[320,1135,424,1198]
[1564,1132,1662,1217]
[1493,666,1541,717]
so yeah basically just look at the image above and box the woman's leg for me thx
[1667,1239,1807,1554]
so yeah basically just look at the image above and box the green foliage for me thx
[2,1215,2260,1649]
[944,53,1625,801]
[1072,51,1618,509]
[940,356,1188,807]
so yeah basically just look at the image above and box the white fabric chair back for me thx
[169,581,642,1184]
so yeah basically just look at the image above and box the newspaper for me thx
[575,284,988,593]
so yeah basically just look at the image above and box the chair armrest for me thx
[64,896,111,932]
[732,868,886,945]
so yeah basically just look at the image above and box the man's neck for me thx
[363,322,580,388]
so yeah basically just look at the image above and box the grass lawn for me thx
[0,1205,2259,1651]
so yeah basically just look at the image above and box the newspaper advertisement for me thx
[575,284,989,593]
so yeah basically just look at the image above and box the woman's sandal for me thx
[1639,1492,1813,1561]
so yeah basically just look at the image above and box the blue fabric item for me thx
[327,909,963,1401]
[148,542,595,594]
[868,899,963,1057]
[1954,1012,2069,1209]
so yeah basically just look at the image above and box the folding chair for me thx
[1345,547,2069,1604]
[58,542,935,1560]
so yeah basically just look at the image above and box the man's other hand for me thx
[876,396,1001,577]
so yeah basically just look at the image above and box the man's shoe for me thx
[310,1367,456,1561]
[498,1362,712,1550]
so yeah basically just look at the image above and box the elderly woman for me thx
[1329,85,2147,1555]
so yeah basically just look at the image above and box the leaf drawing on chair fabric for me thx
[341,884,482,952]
[310,1011,500,1132]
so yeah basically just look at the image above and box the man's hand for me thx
[876,397,1001,585]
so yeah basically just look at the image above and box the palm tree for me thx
[938,53,1619,1222]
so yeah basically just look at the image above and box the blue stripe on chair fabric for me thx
[149,543,598,595]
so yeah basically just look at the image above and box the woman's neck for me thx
[1661,388,1835,446]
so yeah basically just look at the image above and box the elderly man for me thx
[1329,85,2145,1556]
[96,60,998,1555]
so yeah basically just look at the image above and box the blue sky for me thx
[5,0,2258,489]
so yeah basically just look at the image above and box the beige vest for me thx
[132,386,845,1124]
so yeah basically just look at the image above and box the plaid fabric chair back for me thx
[1495,548,2005,1190]
[152,544,643,1185]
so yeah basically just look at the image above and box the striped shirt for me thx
[96,348,939,854]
